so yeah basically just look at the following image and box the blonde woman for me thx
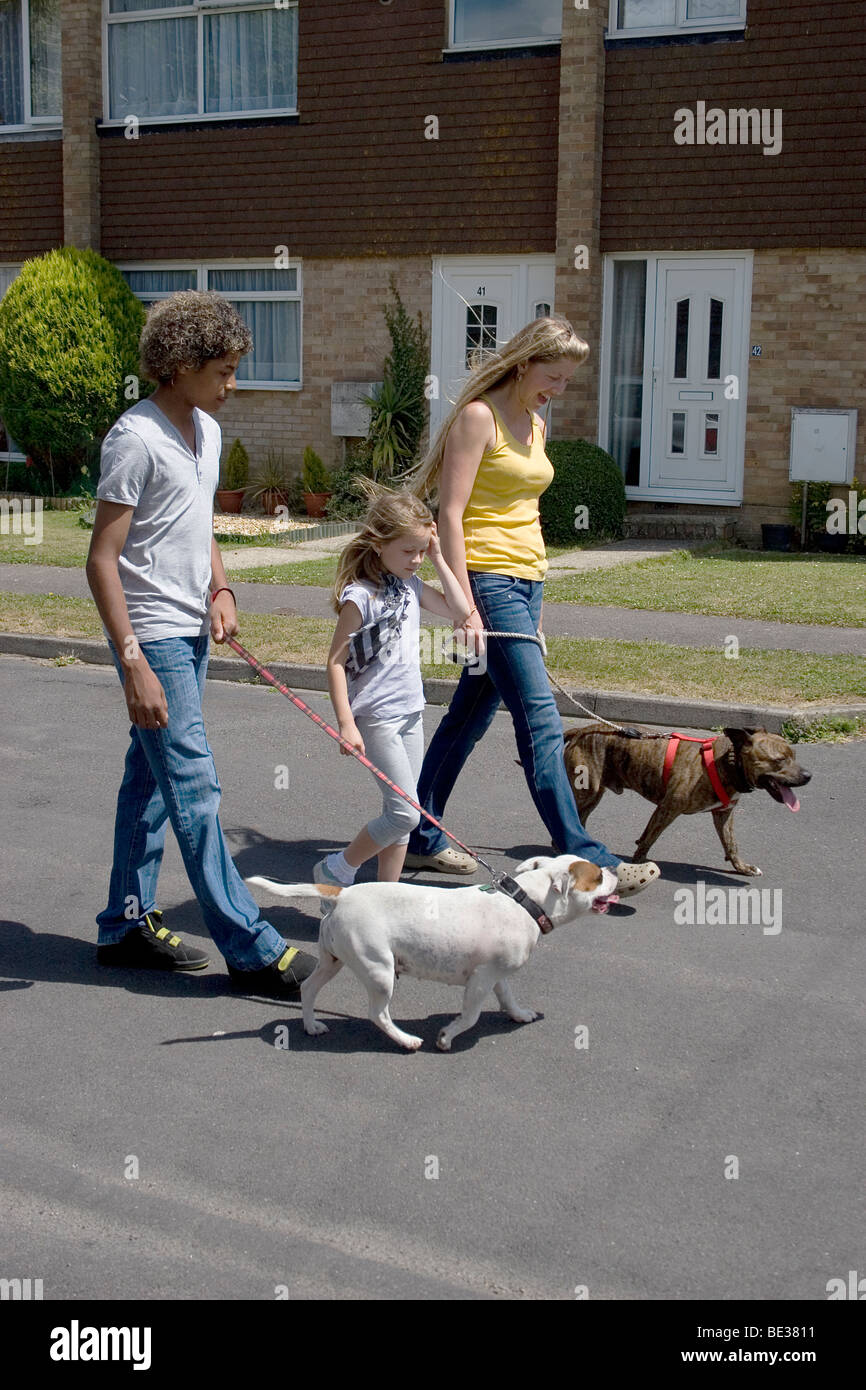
[403,316,659,897]
[319,485,470,888]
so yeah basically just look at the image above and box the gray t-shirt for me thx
[96,398,220,642]
[340,574,425,720]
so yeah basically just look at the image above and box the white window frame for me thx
[0,0,62,132]
[119,261,303,390]
[101,0,298,128]
[446,0,561,53]
[606,0,746,40]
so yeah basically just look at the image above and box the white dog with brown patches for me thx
[247,855,618,1051]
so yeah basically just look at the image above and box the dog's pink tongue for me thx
[779,784,800,812]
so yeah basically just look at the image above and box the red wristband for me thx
[210,586,236,605]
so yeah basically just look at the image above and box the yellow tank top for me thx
[462,394,554,581]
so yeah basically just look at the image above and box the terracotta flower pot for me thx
[303,491,332,518]
[215,488,245,514]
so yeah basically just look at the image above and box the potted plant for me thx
[248,449,291,516]
[302,446,332,518]
[216,438,249,513]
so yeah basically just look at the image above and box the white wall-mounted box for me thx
[331,382,381,438]
[789,408,857,484]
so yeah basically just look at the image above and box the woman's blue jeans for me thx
[95,634,287,970]
[407,572,620,870]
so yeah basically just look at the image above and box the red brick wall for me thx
[601,0,866,251]
[100,0,559,260]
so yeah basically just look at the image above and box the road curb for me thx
[3,630,863,734]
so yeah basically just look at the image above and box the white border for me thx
[599,250,753,505]
[0,0,62,131]
[118,259,303,389]
[606,0,746,41]
[101,0,298,126]
[445,0,561,52]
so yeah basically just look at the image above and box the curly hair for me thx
[139,291,253,384]
[332,479,434,612]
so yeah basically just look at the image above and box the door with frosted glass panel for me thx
[430,258,555,436]
[649,261,743,495]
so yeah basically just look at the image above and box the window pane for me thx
[687,0,740,18]
[0,0,24,125]
[109,17,196,120]
[618,0,676,27]
[205,7,297,114]
[208,268,297,293]
[534,301,551,318]
[674,298,689,379]
[608,259,646,488]
[454,0,561,45]
[29,0,60,118]
[232,300,300,383]
[707,298,723,379]
[121,269,198,294]
[703,412,719,456]
[109,0,189,12]
[465,303,497,368]
[671,412,686,454]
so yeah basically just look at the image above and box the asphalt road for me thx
[0,653,863,1301]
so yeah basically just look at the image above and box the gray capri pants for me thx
[354,709,425,847]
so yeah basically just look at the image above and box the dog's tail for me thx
[246,875,343,902]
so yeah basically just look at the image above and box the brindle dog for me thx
[563,724,810,876]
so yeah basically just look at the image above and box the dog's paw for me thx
[304,1020,329,1036]
[731,863,762,876]
[400,1034,423,1051]
[513,1008,539,1024]
[436,1029,453,1051]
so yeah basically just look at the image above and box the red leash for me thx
[226,635,490,870]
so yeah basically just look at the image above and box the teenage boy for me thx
[86,290,316,998]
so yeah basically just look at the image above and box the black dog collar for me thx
[479,873,553,934]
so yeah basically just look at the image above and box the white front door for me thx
[430,256,555,437]
[602,253,752,504]
[650,260,744,496]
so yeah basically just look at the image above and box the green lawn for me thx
[4,591,863,710]
[543,548,866,626]
[0,508,92,566]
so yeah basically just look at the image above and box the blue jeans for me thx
[96,634,287,970]
[407,572,620,870]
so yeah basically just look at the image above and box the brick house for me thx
[0,0,863,540]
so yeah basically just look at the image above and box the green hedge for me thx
[540,440,626,547]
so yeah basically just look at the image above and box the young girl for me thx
[318,486,471,888]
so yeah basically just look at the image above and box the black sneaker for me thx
[227,945,319,999]
[96,912,210,972]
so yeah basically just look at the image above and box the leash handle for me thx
[226,636,493,873]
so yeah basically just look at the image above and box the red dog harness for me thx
[662,734,731,808]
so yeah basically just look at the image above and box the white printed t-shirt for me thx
[96,398,220,642]
[339,574,425,721]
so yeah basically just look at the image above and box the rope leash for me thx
[469,629,640,735]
